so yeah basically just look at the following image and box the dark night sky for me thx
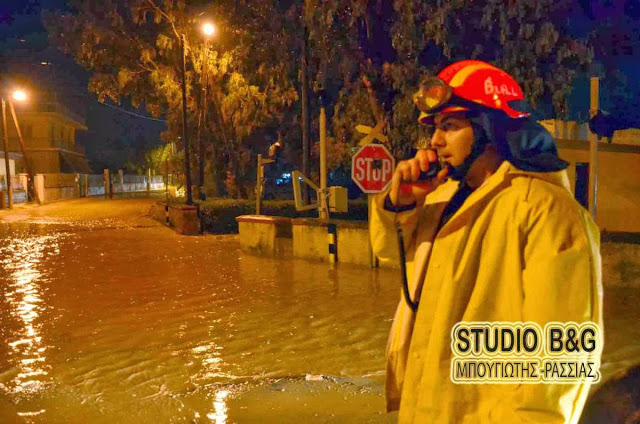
[0,0,638,171]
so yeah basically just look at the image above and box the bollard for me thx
[328,224,337,263]
[103,169,110,198]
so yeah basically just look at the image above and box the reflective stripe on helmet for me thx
[449,62,499,88]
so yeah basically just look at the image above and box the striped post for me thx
[328,224,337,263]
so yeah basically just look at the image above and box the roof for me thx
[60,151,92,173]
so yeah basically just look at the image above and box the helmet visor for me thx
[412,77,453,114]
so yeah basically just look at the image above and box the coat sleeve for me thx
[490,182,603,424]
[369,190,424,267]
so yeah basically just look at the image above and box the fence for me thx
[87,174,106,196]
[113,174,148,194]
[0,174,28,204]
[31,170,167,204]
[0,175,24,191]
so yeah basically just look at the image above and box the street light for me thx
[179,34,194,205]
[178,22,216,205]
[203,23,216,37]
[12,90,27,102]
[197,22,216,201]
[2,89,28,209]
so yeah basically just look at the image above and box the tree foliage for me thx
[303,0,592,162]
[45,0,595,195]
[44,0,298,196]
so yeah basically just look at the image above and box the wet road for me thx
[0,197,399,423]
[0,197,639,423]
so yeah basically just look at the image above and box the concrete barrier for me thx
[150,202,200,235]
[290,218,376,266]
[236,215,292,256]
[291,218,331,262]
[236,215,389,266]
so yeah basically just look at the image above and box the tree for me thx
[44,0,297,197]
[45,0,596,189]
[303,0,592,161]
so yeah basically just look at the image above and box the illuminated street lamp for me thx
[197,22,216,201]
[179,33,194,205]
[178,22,216,205]
[12,90,27,102]
[203,23,216,37]
[2,89,28,209]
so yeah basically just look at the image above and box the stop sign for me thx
[351,144,395,193]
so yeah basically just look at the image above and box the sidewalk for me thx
[0,195,162,228]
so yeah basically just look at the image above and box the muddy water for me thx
[0,224,399,423]
[0,214,638,423]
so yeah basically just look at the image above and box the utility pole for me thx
[300,24,310,203]
[318,91,328,220]
[180,34,193,205]
[588,77,600,219]
[1,99,12,208]
[198,23,215,201]
[8,100,34,201]
[197,40,209,201]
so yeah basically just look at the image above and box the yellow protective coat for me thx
[371,161,603,424]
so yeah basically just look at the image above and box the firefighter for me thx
[371,60,603,423]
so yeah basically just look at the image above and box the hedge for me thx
[197,198,369,234]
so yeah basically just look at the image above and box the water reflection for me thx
[207,390,229,423]
[1,234,60,396]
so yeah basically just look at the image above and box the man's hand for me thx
[389,149,448,207]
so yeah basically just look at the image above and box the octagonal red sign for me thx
[351,144,395,193]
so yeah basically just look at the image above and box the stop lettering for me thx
[351,144,395,193]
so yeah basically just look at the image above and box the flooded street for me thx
[0,198,398,423]
[0,197,638,423]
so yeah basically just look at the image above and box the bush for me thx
[198,197,369,233]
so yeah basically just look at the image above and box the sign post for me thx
[351,142,395,268]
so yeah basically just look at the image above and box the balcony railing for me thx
[8,136,82,152]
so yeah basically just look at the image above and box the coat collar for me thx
[436,161,571,235]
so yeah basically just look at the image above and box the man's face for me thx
[430,114,474,167]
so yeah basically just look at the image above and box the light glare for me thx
[13,90,27,102]
[203,23,216,36]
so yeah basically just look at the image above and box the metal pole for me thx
[198,39,209,201]
[165,157,169,202]
[180,34,194,205]
[588,77,599,219]
[301,24,310,204]
[319,103,328,220]
[256,154,262,215]
[1,99,13,209]
[8,100,34,201]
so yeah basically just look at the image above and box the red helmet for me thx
[413,60,529,124]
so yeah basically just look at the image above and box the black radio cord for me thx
[395,222,419,312]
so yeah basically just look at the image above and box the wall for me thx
[8,111,82,150]
[558,142,640,233]
[237,216,386,267]
[0,158,16,179]
[28,150,61,174]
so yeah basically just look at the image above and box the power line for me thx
[98,101,166,123]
